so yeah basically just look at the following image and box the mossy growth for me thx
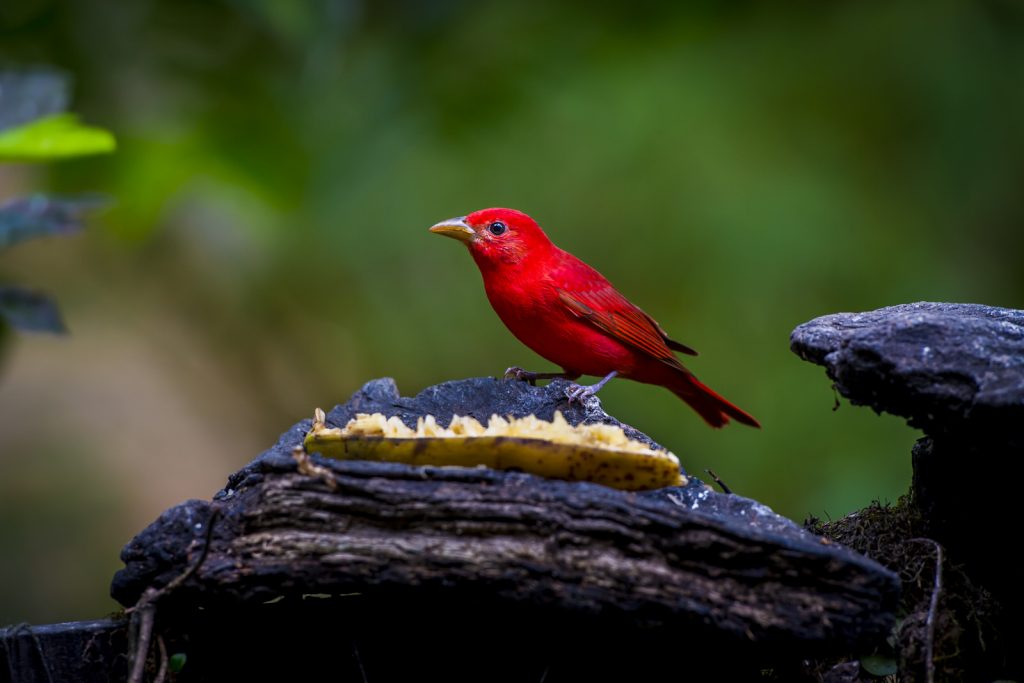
[799,497,1002,682]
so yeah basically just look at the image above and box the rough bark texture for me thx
[790,302,1021,567]
[0,619,127,683]
[106,377,898,680]
[790,301,1024,445]
[115,461,897,646]
[792,301,1023,680]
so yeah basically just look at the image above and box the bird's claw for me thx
[503,366,537,385]
[564,383,595,404]
[503,366,525,380]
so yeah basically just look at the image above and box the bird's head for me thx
[429,208,553,266]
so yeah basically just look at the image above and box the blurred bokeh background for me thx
[2,0,1023,625]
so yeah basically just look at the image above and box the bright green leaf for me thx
[0,113,116,162]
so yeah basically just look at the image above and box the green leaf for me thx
[0,70,69,132]
[0,286,67,333]
[0,113,116,162]
[860,653,898,677]
[0,194,108,249]
[169,653,187,673]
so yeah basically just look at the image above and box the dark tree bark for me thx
[792,301,1024,680]
[104,377,898,681]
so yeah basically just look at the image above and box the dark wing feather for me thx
[654,324,698,356]
[557,285,696,368]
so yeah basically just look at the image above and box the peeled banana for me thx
[303,409,685,491]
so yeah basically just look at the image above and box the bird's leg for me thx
[565,371,619,403]
[503,367,580,386]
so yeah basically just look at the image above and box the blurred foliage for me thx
[0,194,105,249]
[0,70,113,336]
[0,68,68,130]
[1,0,1023,624]
[0,284,66,332]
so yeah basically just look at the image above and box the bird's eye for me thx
[488,221,507,236]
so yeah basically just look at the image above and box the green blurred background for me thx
[2,0,1022,625]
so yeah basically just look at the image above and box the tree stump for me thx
[108,377,898,681]
[792,301,1023,680]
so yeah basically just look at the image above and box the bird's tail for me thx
[668,371,760,429]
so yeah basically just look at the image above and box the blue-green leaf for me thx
[860,653,898,677]
[0,194,108,249]
[0,70,69,132]
[0,286,67,334]
[0,113,116,162]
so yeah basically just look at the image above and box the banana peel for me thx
[303,408,685,491]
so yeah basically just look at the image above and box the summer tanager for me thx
[429,208,759,428]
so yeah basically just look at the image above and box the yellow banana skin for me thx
[303,409,685,491]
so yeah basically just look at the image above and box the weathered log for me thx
[790,301,1024,445]
[792,302,1024,680]
[108,377,898,680]
[115,461,898,644]
[790,302,1022,567]
[0,619,128,683]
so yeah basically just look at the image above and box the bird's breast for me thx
[483,276,637,377]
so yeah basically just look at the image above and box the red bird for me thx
[429,208,759,428]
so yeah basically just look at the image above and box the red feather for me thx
[438,208,759,429]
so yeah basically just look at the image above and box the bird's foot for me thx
[564,371,619,404]
[504,366,537,385]
[564,383,596,404]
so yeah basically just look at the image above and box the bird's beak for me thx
[429,216,476,243]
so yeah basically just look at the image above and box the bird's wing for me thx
[556,283,696,368]
[653,324,699,356]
